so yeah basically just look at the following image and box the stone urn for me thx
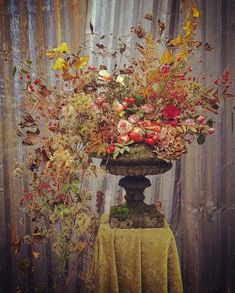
[101,144,172,229]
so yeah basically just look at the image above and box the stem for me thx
[9,52,57,94]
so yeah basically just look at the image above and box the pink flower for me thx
[208,128,215,134]
[117,119,133,135]
[141,104,155,114]
[185,119,195,126]
[197,115,206,123]
[128,114,140,124]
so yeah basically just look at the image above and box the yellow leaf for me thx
[183,20,194,36]
[72,56,89,70]
[160,50,174,65]
[52,57,66,70]
[176,49,189,61]
[57,42,70,53]
[46,50,57,59]
[46,42,70,59]
[170,34,183,47]
[192,6,200,18]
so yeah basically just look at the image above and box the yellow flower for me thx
[192,7,200,18]
[72,56,89,70]
[52,57,66,70]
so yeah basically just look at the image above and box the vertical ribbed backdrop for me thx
[0,0,234,292]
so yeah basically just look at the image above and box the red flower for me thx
[163,104,181,126]
[106,144,116,154]
[163,104,180,119]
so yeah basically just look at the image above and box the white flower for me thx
[99,70,111,80]
[117,119,133,135]
[116,75,125,86]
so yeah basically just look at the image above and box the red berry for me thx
[146,132,154,138]
[152,134,159,142]
[123,97,136,105]
[128,97,136,105]
[144,138,155,145]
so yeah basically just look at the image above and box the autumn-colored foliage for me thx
[10,6,233,280]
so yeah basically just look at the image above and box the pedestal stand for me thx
[100,144,173,228]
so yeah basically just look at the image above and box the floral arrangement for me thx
[11,6,233,280]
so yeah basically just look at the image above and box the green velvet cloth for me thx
[91,214,183,293]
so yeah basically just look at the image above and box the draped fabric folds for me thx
[0,1,234,292]
[91,214,183,293]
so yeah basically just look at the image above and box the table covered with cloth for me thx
[91,214,183,293]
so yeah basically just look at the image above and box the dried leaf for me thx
[26,127,40,137]
[131,25,146,38]
[192,6,200,18]
[22,137,34,146]
[32,251,40,259]
[193,40,202,48]
[119,43,126,54]
[23,113,34,123]
[16,128,23,137]
[96,43,105,50]
[204,43,215,52]
[32,232,44,244]
[90,22,94,35]
[144,13,154,21]
[157,19,165,35]
[13,66,17,76]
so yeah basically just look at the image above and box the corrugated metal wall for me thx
[0,0,235,292]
